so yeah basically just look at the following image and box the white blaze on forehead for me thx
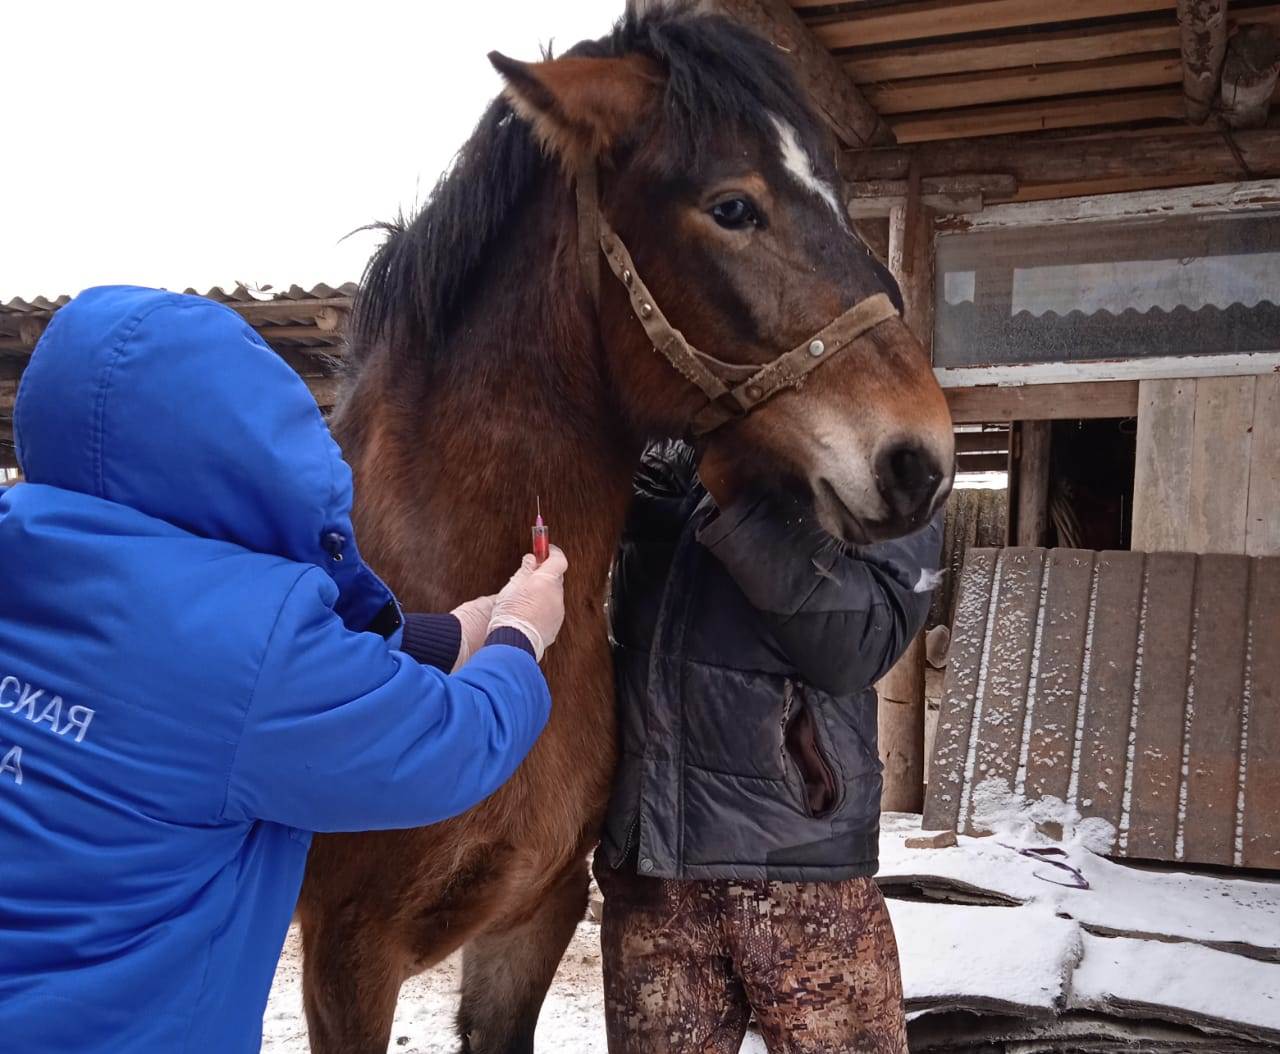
[769,115,844,222]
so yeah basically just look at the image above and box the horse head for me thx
[491,14,953,543]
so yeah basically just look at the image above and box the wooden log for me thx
[889,88,1184,143]
[1177,0,1228,123]
[840,127,1280,193]
[807,0,1175,51]
[864,54,1182,115]
[313,305,348,333]
[1220,23,1280,128]
[1014,421,1051,548]
[945,382,1140,424]
[879,632,927,812]
[706,0,892,147]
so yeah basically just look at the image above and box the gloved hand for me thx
[450,594,497,672]
[487,546,569,662]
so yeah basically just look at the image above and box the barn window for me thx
[933,205,1280,377]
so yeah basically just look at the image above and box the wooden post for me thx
[1177,0,1229,124]
[886,179,936,357]
[1014,421,1052,548]
[879,633,927,812]
[878,191,935,813]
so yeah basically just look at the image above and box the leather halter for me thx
[575,166,900,436]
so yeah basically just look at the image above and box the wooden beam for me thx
[1220,22,1280,127]
[0,380,15,416]
[864,53,1181,115]
[257,326,344,344]
[227,297,352,323]
[845,18,1185,83]
[1178,0,1229,123]
[955,429,1011,454]
[846,1,1280,84]
[957,451,1013,473]
[945,381,1140,423]
[846,174,1018,216]
[840,127,1280,194]
[706,0,893,146]
[808,0,1176,51]
[889,87,1184,143]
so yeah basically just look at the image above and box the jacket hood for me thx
[15,285,396,633]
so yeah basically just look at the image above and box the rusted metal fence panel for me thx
[924,547,1280,870]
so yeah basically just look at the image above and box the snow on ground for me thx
[880,808,1280,955]
[263,920,769,1054]
[262,808,1280,1050]
[1071,932,1280,1042]
[887,899,1080,1015]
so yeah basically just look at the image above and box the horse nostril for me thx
[874,441,943,524]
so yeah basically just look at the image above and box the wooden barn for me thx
[4,2,1280,1048]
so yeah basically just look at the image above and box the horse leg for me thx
[300,906,405,1054]
[456,858,590,1054]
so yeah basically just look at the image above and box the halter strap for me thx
[576,167,900,437]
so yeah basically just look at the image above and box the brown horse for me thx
[298,9,954,1053]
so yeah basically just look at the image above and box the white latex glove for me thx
[487,546,569,662]
[449,594,497,672]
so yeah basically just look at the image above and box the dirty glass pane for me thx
[934,211,1280,368]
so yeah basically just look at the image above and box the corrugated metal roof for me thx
[1,282,357,317]
[0,283,358,352]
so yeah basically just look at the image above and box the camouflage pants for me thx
[595,860,908,1054]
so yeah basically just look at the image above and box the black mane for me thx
[351,6,823,358]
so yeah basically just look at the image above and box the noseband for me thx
[575,166,900,436]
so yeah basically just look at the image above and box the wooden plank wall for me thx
[924,547,1280,871]
[1133,374,1280,556]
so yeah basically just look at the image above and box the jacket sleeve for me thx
[697,497,943,697]
[222,568,550,832]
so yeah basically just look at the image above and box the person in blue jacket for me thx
[0,286,567,1053]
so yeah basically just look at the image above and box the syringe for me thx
[532,495,550,564]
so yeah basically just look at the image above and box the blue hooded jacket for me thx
[0,286,550,1052]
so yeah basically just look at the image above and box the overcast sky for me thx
[1,1,616,299]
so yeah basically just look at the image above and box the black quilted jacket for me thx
[601,441,942,881]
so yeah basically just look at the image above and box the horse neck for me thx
[340,175,639,617]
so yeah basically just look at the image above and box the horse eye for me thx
[710,198,759,230]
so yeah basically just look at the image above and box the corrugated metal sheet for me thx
[925,546,1280,871]
[1,283,358,351]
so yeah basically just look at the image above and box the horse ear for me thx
[488,51,660,168]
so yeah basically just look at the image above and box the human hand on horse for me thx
[487,546,568,662]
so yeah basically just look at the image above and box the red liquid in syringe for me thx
[532,496,550,564]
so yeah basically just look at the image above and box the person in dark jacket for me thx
[0,286,567,1054]
[596,440,943,1054]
